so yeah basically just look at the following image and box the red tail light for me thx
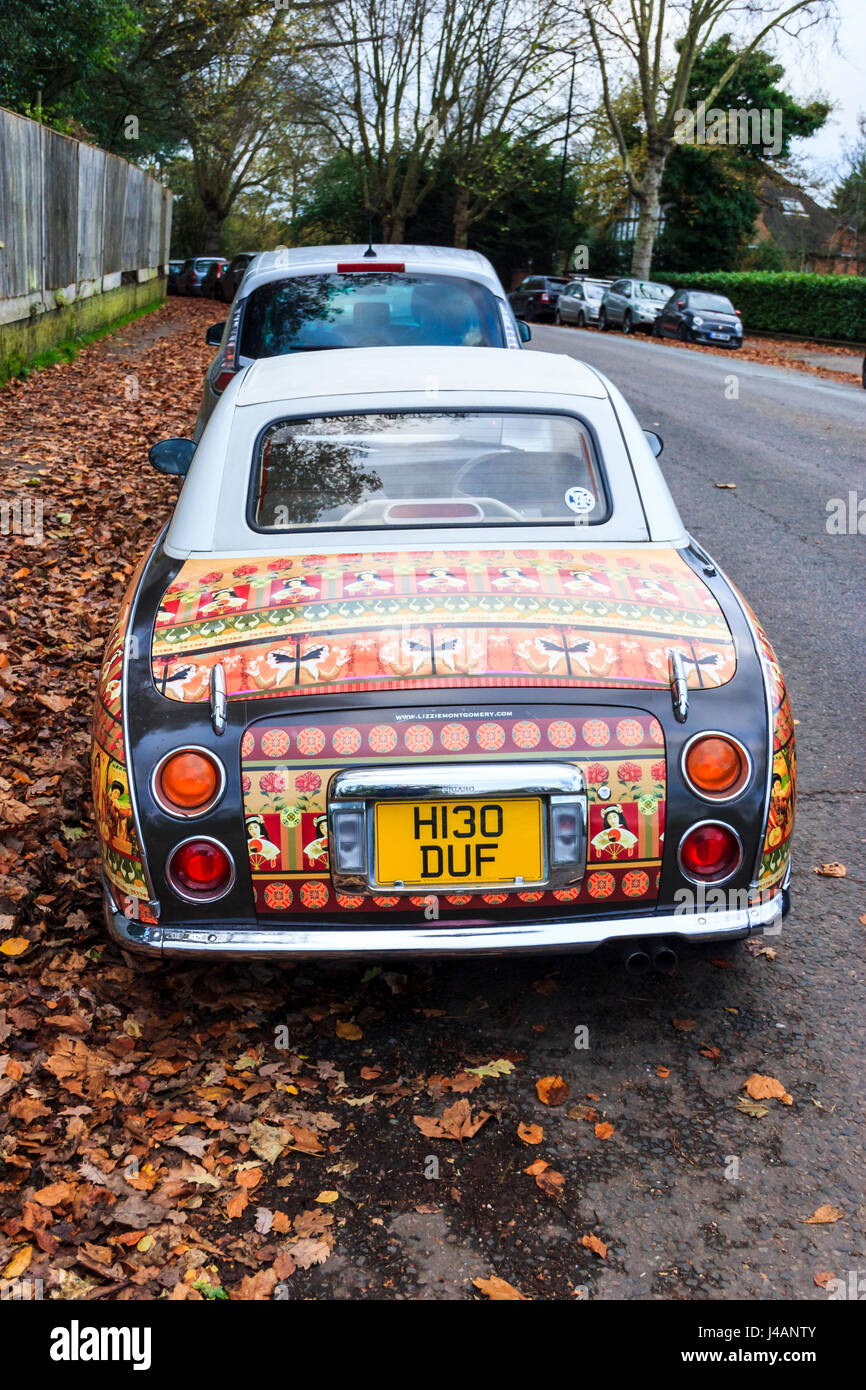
[735,309,741,316]
[679,823,742,884]
[540,292,550,302]
[213,299,243,393]
[167,838,233,900]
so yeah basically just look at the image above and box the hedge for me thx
[663,271,866,343]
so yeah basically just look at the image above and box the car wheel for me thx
[652,318,662,338]
[554,308,562,325]
[623,312,633,335]
[678,324,690,343]
[598,309,608,332]
[577,311,586,329]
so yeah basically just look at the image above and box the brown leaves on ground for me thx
[517,1122,543,1145]
[743,1073,793,1105]
[524,1160,565,1197]
[581,1233,607,1259]
[671,1017,696,1032]
[473,1275,529,1300]
[802,1205,843,1225]
[813,862,846,878]
[413,1098,492,1141]
[535,1075,569,1106]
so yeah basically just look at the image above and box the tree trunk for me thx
[630,150,667,279]
[201,202,225,255]
[453,187,472,248]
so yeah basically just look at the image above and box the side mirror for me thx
[517,319,532,343]
[149,438,196,476]
[206,321,226,346]
[644,430,664,458]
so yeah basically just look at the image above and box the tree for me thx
[582,0,835,277]
[0,0,139,118]
[657,34,829,271]
[304,0,575,245]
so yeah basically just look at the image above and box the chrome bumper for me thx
[104,893,783,961]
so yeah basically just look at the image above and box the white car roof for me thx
[236,345,608,407]
[241,244,505,297]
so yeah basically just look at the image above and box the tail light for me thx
[735,309,741,316]
[540,292,550,303]
[167,838,234,901]
[153,748,224,816]
[216,264,224,278]
[213,298,243,393]
[679,823,742,884]
[682,734,749,800]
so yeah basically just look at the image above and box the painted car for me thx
[195,243,525,438]
[93,346,794,964]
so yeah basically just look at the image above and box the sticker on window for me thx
[565,486,594,514]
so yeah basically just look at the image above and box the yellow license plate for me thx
[374,797,544,889]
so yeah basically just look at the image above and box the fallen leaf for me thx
[656,1065,670,1078]
[803,1205,843,1225]
[672,1017,696,1032]
[0,937,31,956]
[582,1233,607,1258]
[566,1103,597,1123]
[743,1073,792,1105]
[336,1021,363,1040]
[472,1275,528,1300]
[535,1075,569,1106]
[3,1245,32,1279]
[735,1096,769,1118]
[315,1190,339,1204]
[814,1271,835,1288]
[813,862,846,877]
[413,1098,491,1141]
[594,1121,614,1140]
[466,1058,514,1079]
[517,1122,543,1145]
[714,481,737,488]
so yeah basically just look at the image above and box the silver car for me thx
[555,278,611,328]
[195,244,523,438]
[599,277,674,334]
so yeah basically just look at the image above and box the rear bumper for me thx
[104,890,784,961]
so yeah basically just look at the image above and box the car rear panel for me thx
[241,704,666,917]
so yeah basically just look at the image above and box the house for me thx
[751,176,865,275]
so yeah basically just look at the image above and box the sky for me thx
[771,0,864,192]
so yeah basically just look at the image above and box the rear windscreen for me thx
[239,273,505,359]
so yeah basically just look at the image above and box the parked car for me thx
[655,290,744,348]
[200,258,231,299]
[216,252,257,303]
[196,243,527,437]
[176,257,228,296]
[555,278,611,328]
[598,278,674,334]
[93,344,794,965]
[507,274,570,323]
[166,260,184,294]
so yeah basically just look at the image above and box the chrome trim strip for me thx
[668,649,689,722]
[679,731,753,804]
[210,662,227,735]
[677,819,745,887]
[165,835,237,904]
[150,746,227,820]
[687,537,774,887]
[120,525,169,900]
[330,762,584,801]
[104,896,783,961]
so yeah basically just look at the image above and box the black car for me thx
[656,290,743,348]
[507,275,570,323]
[166,260,184,294]
[215,252,256,303]
[175,257,227,297]
[201,258,231,299]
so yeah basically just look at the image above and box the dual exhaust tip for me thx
[618,939,678,975]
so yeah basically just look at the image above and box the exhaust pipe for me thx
[618,941,651,975]
[650,940,678,975]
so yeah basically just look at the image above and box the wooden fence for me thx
[0,106,172,329]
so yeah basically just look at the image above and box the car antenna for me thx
[363,213,376,258]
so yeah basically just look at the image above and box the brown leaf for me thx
[813,1271,835,1288]
[535,1074,569,1106]
[743,1073,792,1105]
[802,1205,843,1225]
[672,1017,696,1032]
[582,1233,608,1258]
[413,1098,491,1141]
[472,1275,528,1300]
[813,862,846,877]
[735,1096,769,1118]
[517,1122,543,1145]
[594,1121,614,1140]
[336,1021,363,1040]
